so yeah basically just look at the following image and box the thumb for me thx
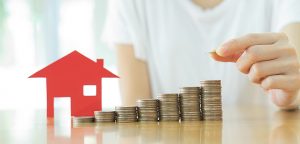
[209,51,241,62]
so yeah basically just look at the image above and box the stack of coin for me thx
[94,111,116,122]
[158,93,180,121]
[72,116,95,124]
[137,99,159,121]
[200,80,222,120]
[179,87,202,121]
[115,106,138,123]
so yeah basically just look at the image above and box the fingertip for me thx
[216,46,228,57]
[217,39,238,57]
[209,51,234,62]
[209,52,219,61]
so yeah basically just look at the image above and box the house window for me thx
[83,85,97,96]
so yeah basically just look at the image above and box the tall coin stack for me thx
[200,80,222,120]
[158,93,180,121]
[115,106,138,123]
[94,111,116,122]
[137,99,159,121]
[179,87,202,121]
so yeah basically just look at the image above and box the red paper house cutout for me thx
[29,50,118,117]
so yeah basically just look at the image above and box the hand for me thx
[211,33,300,109]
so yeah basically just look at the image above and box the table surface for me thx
[0,105,300,144]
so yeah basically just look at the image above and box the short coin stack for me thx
[200,80,222,120]
[137,99,159,121]
[179,87,202,121]
[72,116,94,124]
[158,93,180,121]
[94,111,116,122]
[115,106,138,123]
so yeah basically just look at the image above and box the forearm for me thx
[115,44,152,106]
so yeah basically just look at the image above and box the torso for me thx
[120,0,274,105]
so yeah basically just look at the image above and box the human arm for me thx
[115,44,152,106]
[211,23,300,110]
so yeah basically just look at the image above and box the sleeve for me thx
[101,0,148,61]
[271,0,300,32]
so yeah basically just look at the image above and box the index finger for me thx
[216,33,286,57]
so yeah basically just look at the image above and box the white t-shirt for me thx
[102,0,300,106]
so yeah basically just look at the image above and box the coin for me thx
[72,116,95,124]
[157,93,180,121]
[200,80,223,121]
[94,111,116,123]
[115,106,137,123]
[179,87,202,121]
[137,99,159,121]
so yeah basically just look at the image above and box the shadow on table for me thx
[270,109,300,144]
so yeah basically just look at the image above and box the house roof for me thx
[29,50,118,78]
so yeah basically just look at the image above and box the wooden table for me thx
[0,105,299,144]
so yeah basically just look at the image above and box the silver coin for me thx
[72,116,95,123]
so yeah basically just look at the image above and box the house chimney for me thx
[97,59,104,67]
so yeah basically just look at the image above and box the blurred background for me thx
[0,0,121,110]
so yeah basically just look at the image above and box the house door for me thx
[54,97,71,137]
